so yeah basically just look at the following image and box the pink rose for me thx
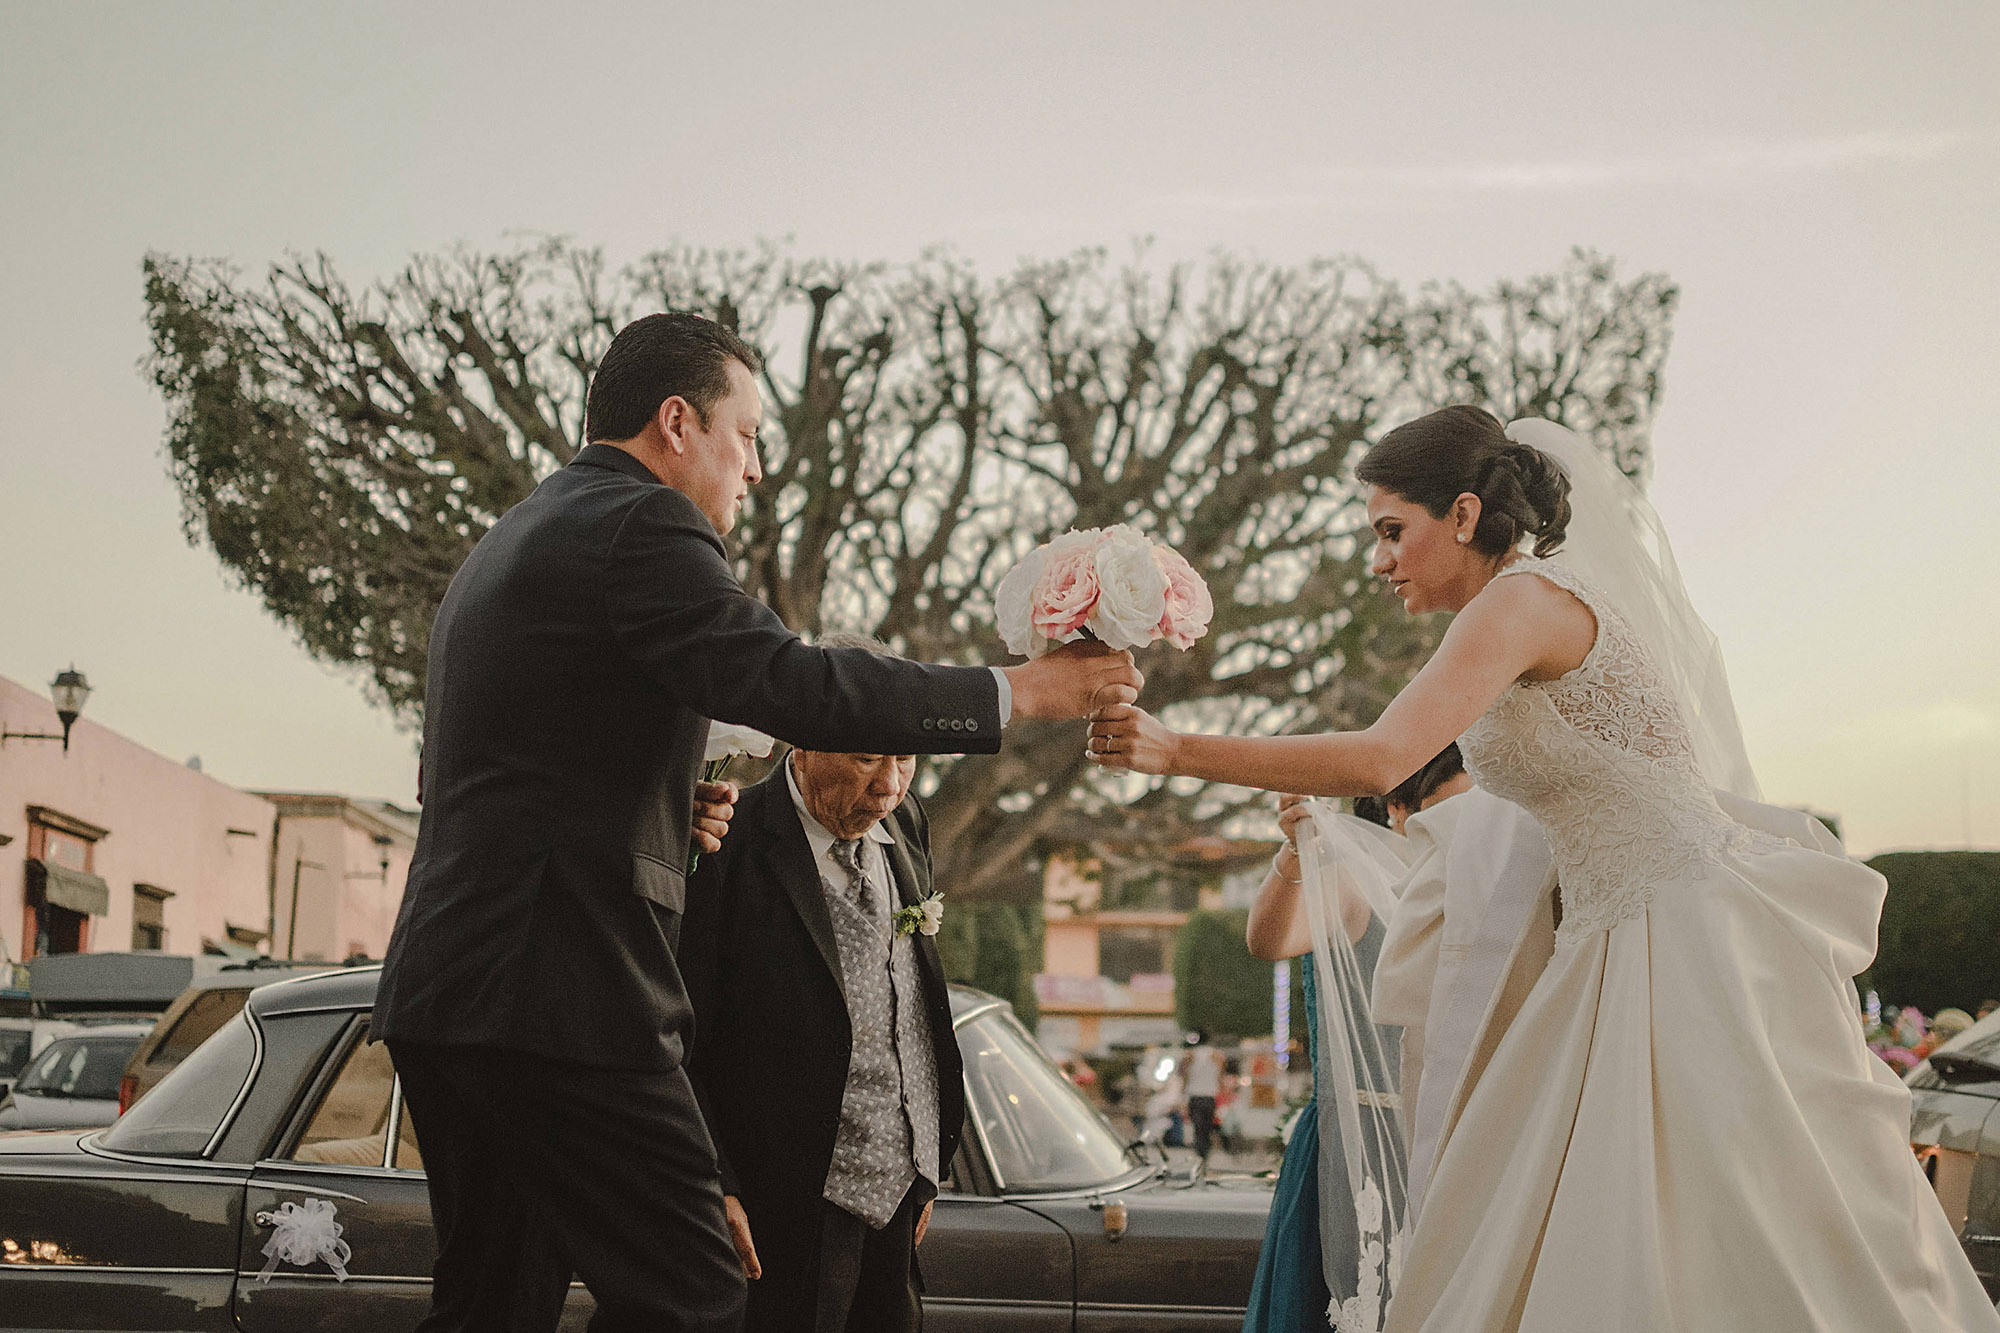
[1153,546,1213,649]
[1032,528,1102,641]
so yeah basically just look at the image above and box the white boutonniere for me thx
[893,891,945,938]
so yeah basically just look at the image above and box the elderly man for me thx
[681,635,963,1333]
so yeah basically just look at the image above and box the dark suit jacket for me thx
[681,772,964,1320]
[374,444,999,1071]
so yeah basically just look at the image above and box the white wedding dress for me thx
[1384,558,2000,1332]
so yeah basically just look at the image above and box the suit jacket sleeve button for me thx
[922,718,934,730]
[966,719,979,733]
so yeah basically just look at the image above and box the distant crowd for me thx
[1865,994,1997,1074]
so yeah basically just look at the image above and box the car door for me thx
[919,1142,1075,1332]
[1021,1182,1268,1331]
[232,1017,595,1331]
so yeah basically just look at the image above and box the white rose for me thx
[918,894,945,936]
[1086,525,1169,651]
[703,723,776,764]
[994,545,1051,658]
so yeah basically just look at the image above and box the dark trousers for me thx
[389,1040,746,1333]
[804,1181,929,1333]
[1188,1094,1218,1159]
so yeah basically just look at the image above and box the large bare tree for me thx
[145,241,1675,899]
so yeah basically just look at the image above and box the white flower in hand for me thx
[995,546,1051,658]
[704,724,775,764]
[1086,525,1169,651]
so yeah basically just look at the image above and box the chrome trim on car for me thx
[384,1074,405,1170]
[252,1159,402,1191]
[1080,1301,1248,1314]
[203,1008,265,1159]
[0,1262,234,1275]
[922,1296,1073,1309]
[78,1133,256,1176]
[231,1271,589,1288]
[994,1164,1160,1203]
[959,1069,1006,1193]
[235,1269,434,1284]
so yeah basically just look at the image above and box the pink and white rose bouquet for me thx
[994,524,1214,658]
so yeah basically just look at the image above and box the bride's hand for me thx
[1086,702,1181,775]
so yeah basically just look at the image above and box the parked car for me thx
[1908,1007,2000,1300]
[117,957,337,1112]
[0,966,1272,1330]
[0,1022,152,1130]
[0,1018,34,1099]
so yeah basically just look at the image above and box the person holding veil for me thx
[1241,750,1472,1333]
[1089,406,1999,1331]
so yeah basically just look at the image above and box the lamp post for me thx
[1,666,92,752]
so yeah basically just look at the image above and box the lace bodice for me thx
[1459,560,1779,944]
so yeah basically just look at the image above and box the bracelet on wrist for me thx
[1270,848,1301,883]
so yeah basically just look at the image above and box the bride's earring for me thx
[1457,533,1469,543]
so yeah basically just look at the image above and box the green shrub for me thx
[1860,851,2000,1013]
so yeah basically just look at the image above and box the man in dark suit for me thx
[374,314,1140,1333]
[682,635,965,1333]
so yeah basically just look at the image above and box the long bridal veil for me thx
[1502,418,1760,800]
[1296,808,1415,1333]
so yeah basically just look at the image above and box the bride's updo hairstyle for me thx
[1356,405,1572,558]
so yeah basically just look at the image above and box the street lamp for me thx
[1,666,92,753]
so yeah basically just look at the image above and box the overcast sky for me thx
[2,2,1994,857]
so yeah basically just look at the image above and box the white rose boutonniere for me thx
[894,891,945,938]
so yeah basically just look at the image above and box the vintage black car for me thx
[1908,1008,2000,1301]
[0,966,1272,1330]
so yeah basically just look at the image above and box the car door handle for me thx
[255,1210,279,1227]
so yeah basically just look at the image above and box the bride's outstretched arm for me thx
[1089,574,1580,794]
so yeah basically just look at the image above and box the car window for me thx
[100,1012,257,1156]
[958,1007,1131,1192]
[0,1029,30,1081]
[288,1025,394,1167]
[16,1036,140,1099]
[148,988,250,1068]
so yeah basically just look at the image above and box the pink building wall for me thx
[0,676,276,967]
[259,794,416,963]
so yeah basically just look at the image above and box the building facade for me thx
[254,793,417,964]
[0,675,416,984]
[1032,838,1275,1056]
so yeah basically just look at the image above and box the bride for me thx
[1087,406,1999,1331]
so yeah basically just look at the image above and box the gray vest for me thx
[821,836,941,1228]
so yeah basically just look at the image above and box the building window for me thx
[21,808,109,960]
[1099,926,1174,984]
[132,884,172,952]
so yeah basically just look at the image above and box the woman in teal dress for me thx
[1244,957,1335,1329]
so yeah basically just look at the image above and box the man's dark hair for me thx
[1386,743,1467,814]
[584,313,764,442]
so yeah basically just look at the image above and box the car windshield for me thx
[0,1029,30,1081]
[16,1035,141,1099]
[958,1006,1133,1192]
[101,1011,258,1156]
